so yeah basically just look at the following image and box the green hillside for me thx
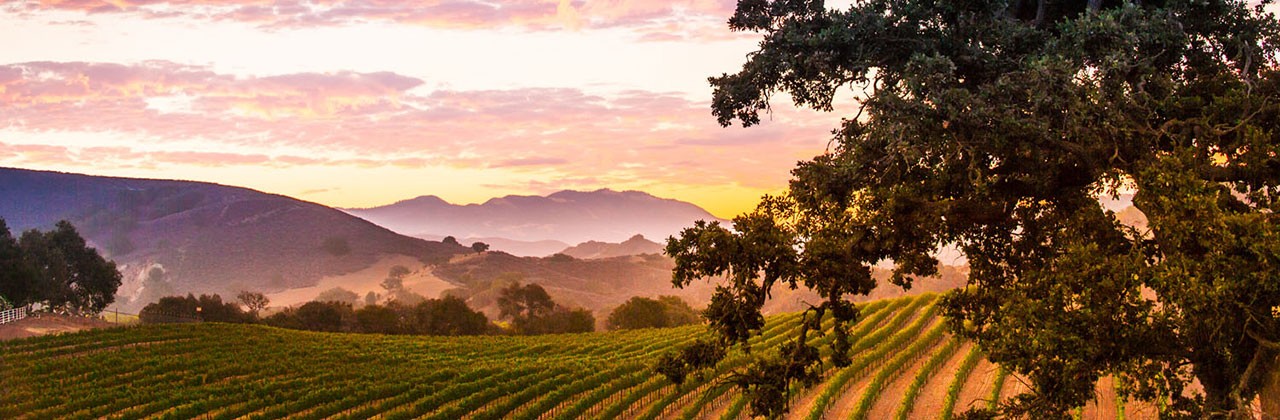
[0,295,1146,419]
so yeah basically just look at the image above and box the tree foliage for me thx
[666,0,1280,418]
[497,282,595,334]
[0,219,38,307]
[411,295,491,335]
[9,220,123,315]
[236,290,269,317]
[607,295,702,330]
[266,300,355,332]
[140,293,251,324]
[348,297,493,335]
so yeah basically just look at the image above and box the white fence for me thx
[0,305,29,325]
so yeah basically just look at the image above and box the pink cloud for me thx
[490,157,570,168]
[8,0,745,40]
[0,61,839,191]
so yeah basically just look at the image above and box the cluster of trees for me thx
[141,281,603,336]
[606,296,701,330]
[140,290,492,335]
[496,282,594,334]
[0,218,122,315]
[659,0,1280,418]
[265,296,492,335]
[442,236,489,254]
[139,293,252,323]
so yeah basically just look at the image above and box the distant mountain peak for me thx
[347,189,723,245]
[559,234,665,259]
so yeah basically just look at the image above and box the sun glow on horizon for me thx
[0,0,843,219]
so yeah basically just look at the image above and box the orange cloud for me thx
[0,61,841,212]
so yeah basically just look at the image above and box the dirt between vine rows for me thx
[0,313,114,341]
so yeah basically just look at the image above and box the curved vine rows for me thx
[0,295,1140,419]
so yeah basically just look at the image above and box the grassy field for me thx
[0,294,1151,419]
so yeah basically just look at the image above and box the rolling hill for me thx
[0,167,467,311]
[344,189,725,246]
[431,249,969,322]
[2,294,1221,419]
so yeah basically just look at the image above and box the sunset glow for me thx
[0,1,849,217]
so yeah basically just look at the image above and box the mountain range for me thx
[0,167,466,311]
[344,189,724,246]
[1,167,977,317]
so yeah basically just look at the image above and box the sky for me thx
[0,0,854,218]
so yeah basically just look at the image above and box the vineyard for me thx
[0,294,1153,419]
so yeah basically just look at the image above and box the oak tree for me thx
[665,0,1280,418]
[19,221,122,315]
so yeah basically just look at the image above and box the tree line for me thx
[139,281,700,336]
[0,218,121,315]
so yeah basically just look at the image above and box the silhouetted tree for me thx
[497,282,594,334]
[442,236,460,247]
[471,242,490,253]
[355,304,403,334]
[236,291,269,318]
[0,218,38,307]
[140,293,249,323]
[287,301,354,332]
[497,282,556,324]
[412,295,490,335]
[19,221,121,315]
[665,0,1280,417]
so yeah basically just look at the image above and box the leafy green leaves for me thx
[677,0,1280,417]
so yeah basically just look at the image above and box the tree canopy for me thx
[0,219,123,315]
[236,290,269,318]
[664,0,1280,418]
[140,293,251,324]
[497,282,595,334]
[607,295,702,330]
[411,295,491,335]
[0,218,39,307]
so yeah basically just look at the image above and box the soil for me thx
[953,359,1000,416]
[0,313,115,341]
[906,341,976,418]
[866,335,952,419]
